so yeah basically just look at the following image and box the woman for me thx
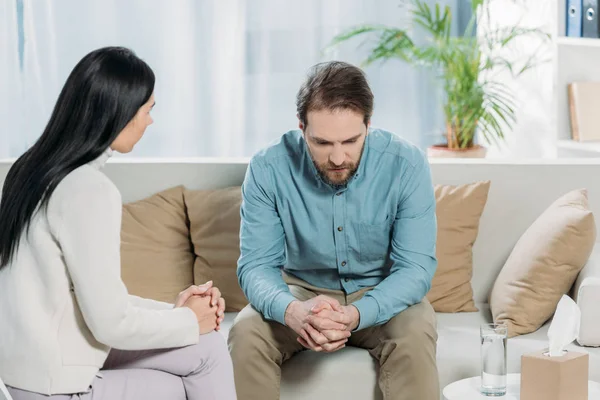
[0,47,237,400]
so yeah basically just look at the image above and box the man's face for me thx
[301,109,368,186]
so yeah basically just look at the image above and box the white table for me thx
[443,373,600,400]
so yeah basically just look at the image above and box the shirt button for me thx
[341,261,347,267]
[344,278,350,282]
[337,226,343,232]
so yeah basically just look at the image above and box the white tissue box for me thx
[520,349,588,400]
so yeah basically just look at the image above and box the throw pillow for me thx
[426,181,491,313]
[121,185,195,303]
[490,189,596,338]
[184,187,248,312]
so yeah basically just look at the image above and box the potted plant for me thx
[329,0,549,157]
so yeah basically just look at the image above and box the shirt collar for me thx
[88,147,113,170]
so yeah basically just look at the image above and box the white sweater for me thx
[0,149,199,395]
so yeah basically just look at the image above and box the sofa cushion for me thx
[219,305,600,399]
[490,189,596,338]
[426,181,490,313]
[184,187,248,312]
[121,185,195,303]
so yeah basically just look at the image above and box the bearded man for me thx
[228,61,439,400]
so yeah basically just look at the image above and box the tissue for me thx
[521,295,588,400]
[547,295,581,357]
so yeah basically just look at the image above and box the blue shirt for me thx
[237,129,437,330]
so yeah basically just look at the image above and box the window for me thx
[1,0,469,158]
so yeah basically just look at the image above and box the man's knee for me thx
[228,305,275,357]
[387,300,437,345]
[374,301,438,373]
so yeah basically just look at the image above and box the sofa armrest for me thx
[574,246,600,347]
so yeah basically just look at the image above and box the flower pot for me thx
[427,144,487,158]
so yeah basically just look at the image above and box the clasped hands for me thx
[174,281,226,334]
[285,295,360,352]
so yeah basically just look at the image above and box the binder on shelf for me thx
[583,0,599,38]
[568,0,583,37]
[568,81,600,142]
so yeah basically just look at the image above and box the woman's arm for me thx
[128,295,174,310]
[49,170,199,350]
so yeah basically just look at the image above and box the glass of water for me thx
[480,322,508,396]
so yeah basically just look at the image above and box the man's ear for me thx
[297,114,305,131]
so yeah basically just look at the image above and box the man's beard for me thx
[311,144,364,187]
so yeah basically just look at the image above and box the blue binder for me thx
[583,0,599,38]
[567,0,583,37]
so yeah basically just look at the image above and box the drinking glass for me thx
[480,322,508,396]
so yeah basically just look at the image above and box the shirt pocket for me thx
[356,220,392,263]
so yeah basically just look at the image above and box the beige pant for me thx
[228,273,439,400]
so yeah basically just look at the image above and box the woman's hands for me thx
[175,281,226,333]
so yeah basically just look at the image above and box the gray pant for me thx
[8,331,236,400]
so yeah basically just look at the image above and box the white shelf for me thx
[557,139,600,153]
[554,1,600,157]
[557,37,600,48]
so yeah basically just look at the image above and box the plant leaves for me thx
[325,0,549,147]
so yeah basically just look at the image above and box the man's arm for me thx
[237,159,296,325]
[352,154,437,330]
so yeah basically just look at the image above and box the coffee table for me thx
[443,373,600,399]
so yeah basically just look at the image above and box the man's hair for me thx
[296,61,374,128]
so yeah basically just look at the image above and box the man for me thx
[228,61,438,400]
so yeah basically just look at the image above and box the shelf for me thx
[556,37,600,48]
[557,139,600,153]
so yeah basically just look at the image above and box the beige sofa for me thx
[2,159,600,400]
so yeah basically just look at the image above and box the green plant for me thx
[328,0,550,149]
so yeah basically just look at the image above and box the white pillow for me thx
[574,248,600,347]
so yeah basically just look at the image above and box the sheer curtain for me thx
[2,0,462,158]
[0,0,22,158]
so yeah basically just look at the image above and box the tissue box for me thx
[520,349,589,400]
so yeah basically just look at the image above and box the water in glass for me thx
[480,324,508,396]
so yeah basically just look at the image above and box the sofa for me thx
[1,158,600,400]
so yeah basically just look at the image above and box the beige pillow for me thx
[490,189,596,338]
[184,187,248,312]
[121,185,195,303]
[426,181,491,313]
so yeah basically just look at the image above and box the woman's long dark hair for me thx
[0,46,155,269]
